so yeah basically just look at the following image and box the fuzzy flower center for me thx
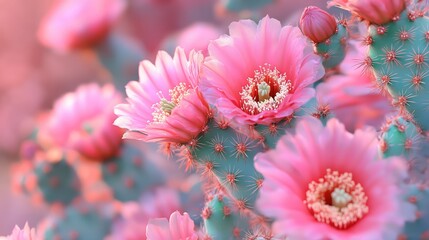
[82,122,94,134]
[304,169,369,229]
[73,116,103,138]
[240,64,292,115]
[152,83,191,123]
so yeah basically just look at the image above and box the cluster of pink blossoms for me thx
[8,0,427,238]
[113,15,415,239]
[115,16,324,142]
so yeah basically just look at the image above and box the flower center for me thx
[240,64,292,115]
[304,169,369,229]
[331,188,352,208]
[152,83,191,123]
[75,116,103,137]
[82,122,94,134]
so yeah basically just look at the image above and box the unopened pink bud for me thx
[300,6,337,43]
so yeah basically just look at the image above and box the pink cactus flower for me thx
[300,6,338,43]
[202,16,324,126]
[146,211,198,240]
[328,0,407,25]
[40,84,124,160]
[114,47,211,144]
[38,0,126,52]
[108,188,182,240]
[0,223,37,240]
[317,73,392,131]
[316,41,393,131]
[255,118,415,239]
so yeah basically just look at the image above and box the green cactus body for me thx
[380,115,422,159]
[255,97,331,149]
[203,195,249,240]
[368,10,429,130]
[179,180,205,226]
[35,159,80,205]
[187,119,264,210]
[316,22,348,69]
[95,34,145,93]
[254,119,293,149]
[221,0,273,12]
[101,143,164,201]
[401,184,429,239]
[42,204,113,240]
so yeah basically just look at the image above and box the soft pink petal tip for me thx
[0,223,37,240]
[146,211,198,240]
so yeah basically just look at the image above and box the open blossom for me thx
[146,211,198,240]
[255,118,414,239]
[0,223,37,240]
[40,84,124,160]
[38,0,126,52]
[202,16,324,125]
[328,0,407,25]
[114,47,211,144]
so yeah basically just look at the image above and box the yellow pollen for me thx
[304,169,369,229]
[151,83,191,123]
[240,64,292,115]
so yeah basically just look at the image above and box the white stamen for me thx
[304,169,369,229]
[240,64,292,115]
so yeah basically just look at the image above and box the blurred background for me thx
[0,0,328,234]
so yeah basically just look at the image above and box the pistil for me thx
[152,82,191,123]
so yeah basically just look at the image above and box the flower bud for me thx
[300,6,337,43]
